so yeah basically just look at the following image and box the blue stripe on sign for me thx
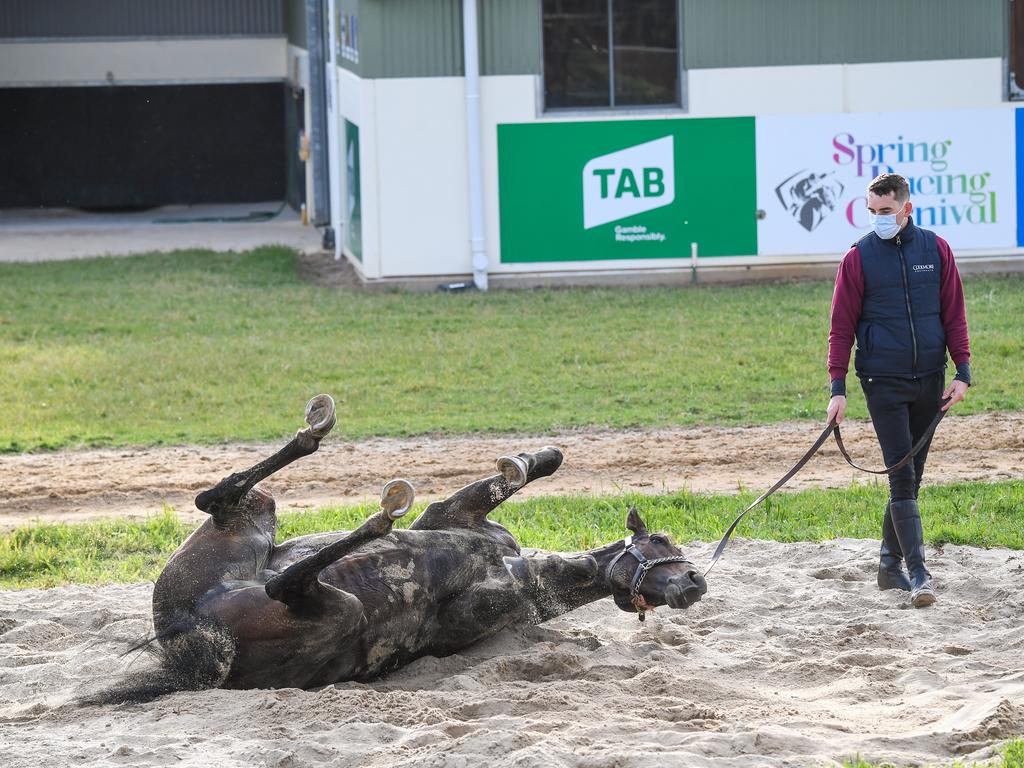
[1018,108,1024,247]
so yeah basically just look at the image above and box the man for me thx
[826,173,971,608]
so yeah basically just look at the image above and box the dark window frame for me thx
[540,0,684,113]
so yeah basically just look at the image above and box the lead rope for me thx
[704,399,950,577]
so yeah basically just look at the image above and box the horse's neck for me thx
[516,539,627,623]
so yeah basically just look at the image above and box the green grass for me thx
[1,248,1021,452]
[839,736,1024,767]
[2,479,1020,589]
[1003,739,1024,768]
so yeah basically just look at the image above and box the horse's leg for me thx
[154,395,335,631]
[153,486,280,635]
[435,552,601,650]
[501,552,606,623]
[410,446,563,532]
[264,480,415,612]
[195,394,336,523]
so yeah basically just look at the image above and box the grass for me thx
[2,479,1020,589]
[839,736,1024,767]
[1004,740,1024,768]
[1,248,1022,452]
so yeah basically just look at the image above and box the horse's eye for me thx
[650,535,667,545]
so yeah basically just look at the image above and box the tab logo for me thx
[582,136,675,229]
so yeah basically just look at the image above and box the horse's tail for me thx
[80,618,235,705]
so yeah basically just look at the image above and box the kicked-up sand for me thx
[2,538,1022,767]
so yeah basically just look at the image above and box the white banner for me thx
[756,109,1017,255]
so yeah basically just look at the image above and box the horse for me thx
[90,395,707,702]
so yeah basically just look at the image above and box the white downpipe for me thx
[326,0,343,260]
[462,0,488,290]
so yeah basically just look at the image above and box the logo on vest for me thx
[912,264,935,272]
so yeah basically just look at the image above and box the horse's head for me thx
[605,508,707,617]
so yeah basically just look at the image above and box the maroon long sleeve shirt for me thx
[828,235,971,391]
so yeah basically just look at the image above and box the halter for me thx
[604,535,694,622]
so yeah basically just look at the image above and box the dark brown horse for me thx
[92,396,707,702]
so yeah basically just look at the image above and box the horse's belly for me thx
[297,597,522,686]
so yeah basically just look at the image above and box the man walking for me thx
[826,173,971,608]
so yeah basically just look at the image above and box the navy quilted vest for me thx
[854,218,946,378]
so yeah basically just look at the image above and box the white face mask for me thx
[869,212,901,240]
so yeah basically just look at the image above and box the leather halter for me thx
[605,535,694,622]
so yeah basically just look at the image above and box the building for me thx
[1,1,303,210]
[3,1,1023,286]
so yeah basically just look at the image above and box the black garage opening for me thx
[1,82,287,209]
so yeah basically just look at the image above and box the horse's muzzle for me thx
[665,570,708,609]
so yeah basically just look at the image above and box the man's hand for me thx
[826,395,847,425]
[941,379,968,411]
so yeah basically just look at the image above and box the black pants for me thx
[860,372,945,502]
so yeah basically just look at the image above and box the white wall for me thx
[688,58,1005,116]
[287,44,310,90]
[481,76,541,276]
[339,57,1016,278]
[0,38,288,86]
[840,58,1005,112]
[349,76,473,277]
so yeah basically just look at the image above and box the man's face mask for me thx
[868,202,906,240]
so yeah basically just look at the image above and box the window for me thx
[542,0,679,110]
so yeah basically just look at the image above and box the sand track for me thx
[1,412,1021,529]
[1,539,1022,767]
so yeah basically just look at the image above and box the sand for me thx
[1,538,1023,767]
[1,412,1022,530]
[2,416,1022,765]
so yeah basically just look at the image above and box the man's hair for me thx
[867,173,910,202]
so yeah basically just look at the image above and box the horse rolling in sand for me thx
[91,395,707,702]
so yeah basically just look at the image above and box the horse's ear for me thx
[625,507,648,537]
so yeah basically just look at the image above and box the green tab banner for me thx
[497,117,757,263]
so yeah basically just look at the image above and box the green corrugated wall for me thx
[284,0,306,48]
[682,0,1006,69]
[358,0,464,78]
[480,0,542,76]
[303,0,1007,79]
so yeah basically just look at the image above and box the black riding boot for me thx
[890,499,936,607]
[877,501,912,592]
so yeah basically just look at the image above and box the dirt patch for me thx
[2,539,1022,767]
[1,412,1021,530]
[296,249,364,289]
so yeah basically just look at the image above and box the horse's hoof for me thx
[496,455,528,488]
[381,479,415,520]
[305,394,337,439]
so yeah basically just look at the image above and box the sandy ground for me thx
[1,538,1022,767]
[1,412,1021,530]
[0,204,323,262]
